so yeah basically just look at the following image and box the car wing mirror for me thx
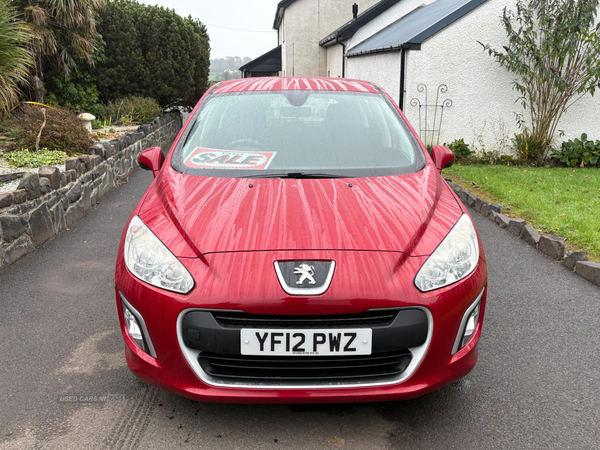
[430,145,455,172]
[138,147,165,178]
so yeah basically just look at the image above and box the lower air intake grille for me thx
[198,351,412,383]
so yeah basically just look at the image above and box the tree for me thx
[0,1,32,113]
[481,0,600,162]
[94,0,147,100]
[96,0,210,109]
[13,0,106,102]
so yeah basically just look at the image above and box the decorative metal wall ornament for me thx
[410,84,453,147]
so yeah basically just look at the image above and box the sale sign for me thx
[184,148,277,170]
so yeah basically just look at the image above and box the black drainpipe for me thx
[336,36,346,78]
[399,46,407,111]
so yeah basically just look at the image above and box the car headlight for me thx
[124,216,195,294]
[414,214,479,292]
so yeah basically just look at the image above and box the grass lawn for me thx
[444,165,600,261]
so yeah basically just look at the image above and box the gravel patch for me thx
[0,158,66,193]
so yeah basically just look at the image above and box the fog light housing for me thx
[120,293,156,357]
[460,303,480,348]
[123,307,146,351]
[452,288,484,354]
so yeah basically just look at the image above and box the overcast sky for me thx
[138,0,281,60]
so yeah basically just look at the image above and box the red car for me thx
[115,77,487,403]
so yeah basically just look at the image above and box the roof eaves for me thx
[273,0,296,29]
[319,30,345,47]
[347,42,420,57]
[345,4,426,56]
[340,0,404,40]
[319,36,336,47]
[319,0,403,47]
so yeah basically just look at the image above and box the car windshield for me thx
[171,90,425,178]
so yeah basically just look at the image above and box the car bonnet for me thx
[137,163,462,258]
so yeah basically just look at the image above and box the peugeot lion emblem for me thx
[274,260,336,295]
[294,264,316,285]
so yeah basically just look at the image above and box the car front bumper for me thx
[115,250,487,403]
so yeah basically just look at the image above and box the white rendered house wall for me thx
[346,0,600,152]
[326,44,344,77]
[279,0,379,77]
[325,0,423,78]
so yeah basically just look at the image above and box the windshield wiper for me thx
[240,172,348,179]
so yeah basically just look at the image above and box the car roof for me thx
[212,77,380,95]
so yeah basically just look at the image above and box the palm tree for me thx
[15,0,105,102]
[0,1,32,113]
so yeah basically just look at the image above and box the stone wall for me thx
[0,113,182,270]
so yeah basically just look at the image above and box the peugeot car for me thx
[115,77,487,403]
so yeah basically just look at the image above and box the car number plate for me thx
[240,328,372,356]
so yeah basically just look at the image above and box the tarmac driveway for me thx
[0,167,598,449]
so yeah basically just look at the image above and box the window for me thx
[172,91,425,178]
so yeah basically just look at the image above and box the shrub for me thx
[511,131,542,162]
[4,148,69,168]
[5,105,93,154]
[91,119,103,129]
[96,96,162,125]
[45,71,100,114]
[127,96,162,123]
[0,117,14,134]
[444,139,473,159]
[475,148,501,165]
[551,133,600,167]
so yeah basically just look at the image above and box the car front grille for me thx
[198,350,412,383]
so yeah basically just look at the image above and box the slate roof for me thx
[347,0,488,56]
[239,46,282,74]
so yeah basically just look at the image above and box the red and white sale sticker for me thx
[184,148,277,170]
